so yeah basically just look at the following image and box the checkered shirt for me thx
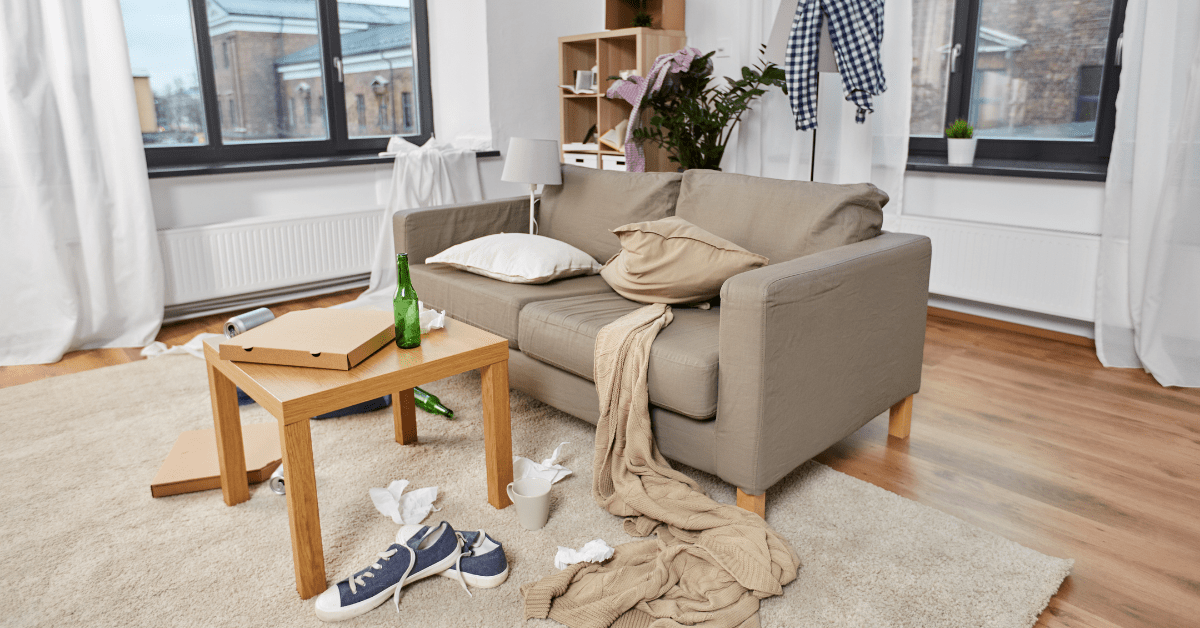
[786,0,887,130]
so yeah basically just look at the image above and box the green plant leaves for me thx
[631,47,786,170]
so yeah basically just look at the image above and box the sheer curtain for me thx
[1095,0,1200,386]
[0,0,163,366]
[727,0,912,221]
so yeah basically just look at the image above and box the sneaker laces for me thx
[347,547,405,595]
[390,544,418,612]
[450,532,473,597]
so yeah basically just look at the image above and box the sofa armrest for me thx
[393,196,530,262]
[715,232,932,494]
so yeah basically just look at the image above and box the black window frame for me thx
[144,0,434,168]
[908,0,1128,167]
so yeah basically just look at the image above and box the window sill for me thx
[906,155,1107,182]
[147,150,502,179]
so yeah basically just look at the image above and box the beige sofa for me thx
[395,165,932,514]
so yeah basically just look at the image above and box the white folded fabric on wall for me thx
[343,136,483,312]
[0,0,163,366]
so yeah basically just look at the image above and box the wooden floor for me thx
[3,294,1198,628]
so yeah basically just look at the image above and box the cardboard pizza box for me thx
[218,308,394,370]
[151,422,281,498]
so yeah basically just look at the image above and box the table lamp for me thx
[501,138,562,234]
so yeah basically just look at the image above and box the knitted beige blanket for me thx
[522,304,800,628]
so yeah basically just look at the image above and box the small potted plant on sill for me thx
[945,119,976,166]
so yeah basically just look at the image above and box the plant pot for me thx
[946,138,977,166]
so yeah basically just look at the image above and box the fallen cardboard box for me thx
[219,308,394,370]
[151,422,281,498]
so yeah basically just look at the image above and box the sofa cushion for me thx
[518,294,719,419]
[410,264,614,346]
[674,170,887,264]
[539,165,683,263]
[426,233,601,284]
[600,216,769,304]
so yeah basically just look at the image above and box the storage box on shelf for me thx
[564,153,599,169]
[602,154,627,171]
[559,27,686,173]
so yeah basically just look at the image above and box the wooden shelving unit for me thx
[558,27,687,173]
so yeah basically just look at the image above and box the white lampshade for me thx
[501,138,563,186]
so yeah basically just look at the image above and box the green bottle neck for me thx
[396,254,414,290]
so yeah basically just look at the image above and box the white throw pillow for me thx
[425,233,602,284]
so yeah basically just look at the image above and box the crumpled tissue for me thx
[513,442,572,484]
[418,302,445,334]
[141,333,224,360]
[370,479,439,525]
[554,539,615,570]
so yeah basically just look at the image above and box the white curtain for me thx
[1095,0,1200,387]
[341,137,482,312]
[0,0,163,366]
[726,0,912,222]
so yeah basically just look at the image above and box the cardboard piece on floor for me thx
[218,308,394,370]
[151,422,281,498]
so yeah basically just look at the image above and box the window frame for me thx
[143,0,434,168]
[908,0,1128,167]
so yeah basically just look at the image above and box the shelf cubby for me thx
[558,27,686,172]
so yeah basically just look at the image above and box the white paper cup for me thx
[507,477,551,530]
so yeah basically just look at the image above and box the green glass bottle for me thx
[393,253,421,349]
[413,387,455,419]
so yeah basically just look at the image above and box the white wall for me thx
[903,173,1104,235]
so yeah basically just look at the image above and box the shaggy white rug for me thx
[0,355,1070,627]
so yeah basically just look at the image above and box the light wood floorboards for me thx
[3,294,1198,628]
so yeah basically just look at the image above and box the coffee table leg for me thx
[207,362,249,506]
[480,360,513,509]
[278,418,326,599]
[394,389,418,444]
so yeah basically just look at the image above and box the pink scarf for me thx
[606,47,700,172]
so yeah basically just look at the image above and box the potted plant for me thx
[627,48,787,171]
[945,119,976,166]
[618,0,652,27]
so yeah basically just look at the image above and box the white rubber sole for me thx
[439,564,510,589]
[314,549,462,622]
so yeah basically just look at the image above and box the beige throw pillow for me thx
[426,233,601,284]
[600,216,768,304]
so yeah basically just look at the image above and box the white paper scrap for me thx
[369,479,440,525]
[513,442,572,484]
[141,333,224,360]
[418,302,446,334]
[554,539,615,570]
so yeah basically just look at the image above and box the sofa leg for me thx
[736,488,766,519]
[888,394,914,439]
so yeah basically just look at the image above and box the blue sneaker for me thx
[313,521,462,622]
[440,529,510,591]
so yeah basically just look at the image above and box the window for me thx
[402,92,412,131]
[120,0,433,169]
[910,0,1127,167]
[377,97,389,130]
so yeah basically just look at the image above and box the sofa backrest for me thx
[674,170,887,264]
[539,165,683,263]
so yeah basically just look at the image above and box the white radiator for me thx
[895,216,1099,321]
[159,210,381,307]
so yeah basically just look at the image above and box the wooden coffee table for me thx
[201,318,513,599]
